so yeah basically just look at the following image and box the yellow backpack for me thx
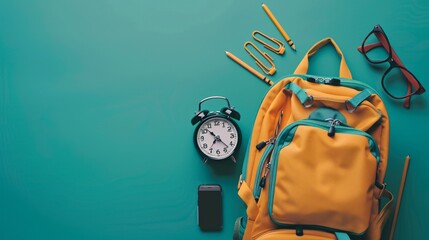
[234,38,394,240]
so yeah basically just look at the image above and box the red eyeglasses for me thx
[358,24,425,108]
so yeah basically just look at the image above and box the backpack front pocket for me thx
[268,120,379,236]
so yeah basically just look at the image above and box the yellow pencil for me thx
[388,155,411,240]
[262,3,296,51]
[225,51,273,86]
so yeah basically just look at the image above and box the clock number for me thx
[223,147,228,153]
[230,133,235,139]
[230,141,235,147]
[216,149,221,155]
[222,122,225,128]
[214,121,220,126]
[227,126,232,132]
[202,129,208,134]
[209,148,213,154]
[203,143,208,149]
[200,136,204,141]
[207,123,212,128]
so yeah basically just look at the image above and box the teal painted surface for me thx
[0,0,428,239]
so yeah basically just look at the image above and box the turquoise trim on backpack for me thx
[253,143,274,200]
[335,232,351,240]
[308,107,347,124]
[347,89,372,109]
[285,82,311,105]
[233,216,246,240]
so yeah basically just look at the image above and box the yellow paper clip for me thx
[244,41,276,75]
[252,30,285,55]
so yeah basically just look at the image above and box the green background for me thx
[0,0,428,239]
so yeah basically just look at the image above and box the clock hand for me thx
[207,129,229,148]
[207,129,224,144]
[210,139,217,149]
[217,137,229,148]
[207,130,217,137]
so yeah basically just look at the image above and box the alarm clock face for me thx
[195,116,240,160]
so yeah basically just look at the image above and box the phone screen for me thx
[198,184,222,231]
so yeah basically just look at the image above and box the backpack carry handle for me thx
[294,38,353,79]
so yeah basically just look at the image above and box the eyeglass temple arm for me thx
[358,42,380,53]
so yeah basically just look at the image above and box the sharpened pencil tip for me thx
[225,51,229,54]
[291,45,296,51]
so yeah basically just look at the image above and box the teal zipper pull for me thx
[256,137,275,151]
[254,143,275,201]
[326,118,342,137]
[256,139,270,151]
[259,176,266,188]
[259,162,271,188]
[296,226,304,236]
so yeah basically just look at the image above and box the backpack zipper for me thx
[272,119,380,163]
[325,118,342,137]
[256,137,276,151]
[253,143,274,201]
[253,111,283,200]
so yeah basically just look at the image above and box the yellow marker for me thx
[262,3,296,51]
[225,51,273,86]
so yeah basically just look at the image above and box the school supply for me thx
[358,24,425,109]
[198,184,223,231]
[234,38,393,240]
[225,51,274,86]
[388,155,410,240]
[191,96,241,163]
[262,3,296,51]
[244,41,276,75]
[252,31,285,55]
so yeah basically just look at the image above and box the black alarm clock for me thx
[191,96,241,163]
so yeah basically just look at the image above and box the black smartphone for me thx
[198,184,223,231]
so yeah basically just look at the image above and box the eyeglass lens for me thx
[383,66,419,99]
[362,31,390,63]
